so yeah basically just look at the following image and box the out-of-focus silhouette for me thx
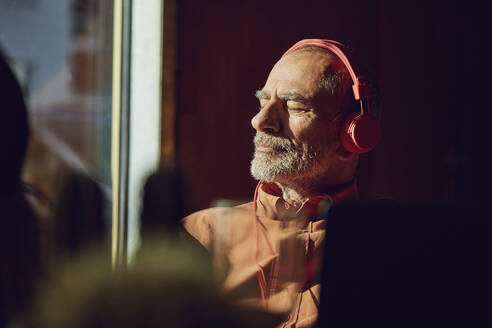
[0,50,29,194]
[27,164,281,328]
[31,236,283,328]
[53,172,106,258]
[317,201,491,327]
[140,166,187,236]
[0,48,43,327]
[137,166,212,266]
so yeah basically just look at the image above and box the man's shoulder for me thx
[181,201,254,249]
[182,201,254,223]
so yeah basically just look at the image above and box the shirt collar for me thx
[255,180,359,221]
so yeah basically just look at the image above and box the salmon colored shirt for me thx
[181,181,359,328]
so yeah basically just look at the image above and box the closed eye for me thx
[286,100,310,113]
[288,107,310,113]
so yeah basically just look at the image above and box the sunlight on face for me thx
[250,131,331,183]
[250,51,340,184]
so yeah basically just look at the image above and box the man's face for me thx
[250,51,345,184]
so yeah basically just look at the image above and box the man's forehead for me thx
[259,51,334,100]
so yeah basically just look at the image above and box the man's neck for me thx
[274,182,309,203]
[274,178,355,204]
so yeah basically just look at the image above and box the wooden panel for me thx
[161,0,178,167]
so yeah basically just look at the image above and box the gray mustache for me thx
[253,133,293,151]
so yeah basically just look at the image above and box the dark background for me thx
[175,0,488,214]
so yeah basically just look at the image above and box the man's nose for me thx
[251,102,281,133]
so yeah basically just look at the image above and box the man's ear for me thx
[335,143,356,161]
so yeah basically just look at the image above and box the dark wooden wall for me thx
[174,0,487,214]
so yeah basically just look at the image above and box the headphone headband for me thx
[282,39,371,101]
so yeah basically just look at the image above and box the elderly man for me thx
[182,39,380,327]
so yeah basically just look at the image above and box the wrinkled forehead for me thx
[262,51,337,100]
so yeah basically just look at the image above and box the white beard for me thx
[250,132,330,183]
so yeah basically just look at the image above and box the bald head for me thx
[282,47,356,121]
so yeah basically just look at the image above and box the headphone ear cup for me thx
[340,112,381,154]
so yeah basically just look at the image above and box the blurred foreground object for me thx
[32,237,283,328]
[140,167,186,235]
[0,48,43,327]
[0,48,29,194]
[318,202,491,327]
[53,172,106,257]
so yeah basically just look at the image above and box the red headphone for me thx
[282,39,381,154]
